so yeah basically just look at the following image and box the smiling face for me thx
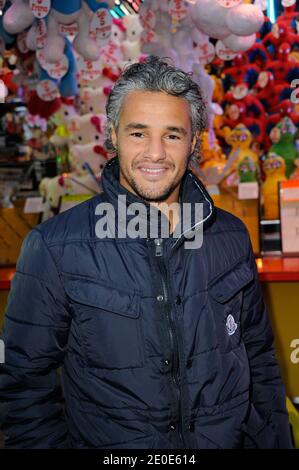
[111,90,196,204]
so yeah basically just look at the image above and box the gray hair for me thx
[105,55,208,162]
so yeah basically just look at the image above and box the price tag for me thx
[168,0,188,21]
[238,182,259,200]
[59,23,79,36]
[37,80,60,101]
[77,57,103,81]
[216,40,237,61]
[140,29,158,46]
[90,8,112,43]
[30,0,51,19]
[195,42,215,65]
[33,19,47,49]
[46,55,69,79]
[139,6,156,30]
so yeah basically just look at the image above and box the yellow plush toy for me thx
[262,153,287,220]
[224,124,259,171]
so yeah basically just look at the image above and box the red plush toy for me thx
[266,42,299,85]
[27,91,61,120]
[263,20,299,55]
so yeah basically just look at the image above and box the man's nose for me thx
[145,137,166,161]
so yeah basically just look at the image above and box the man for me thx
[0,56,292,449]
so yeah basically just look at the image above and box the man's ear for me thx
[111,125,117,148]
[191,132,198,154]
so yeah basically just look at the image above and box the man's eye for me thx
[168,135,180,140]
[131,132,144,138]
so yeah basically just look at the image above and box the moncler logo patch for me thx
[226,313,238,336]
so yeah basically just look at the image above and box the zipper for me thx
[154,238,185,448]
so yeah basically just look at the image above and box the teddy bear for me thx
[262,153,287,220]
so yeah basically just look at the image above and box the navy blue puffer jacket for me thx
[0,157,292,449]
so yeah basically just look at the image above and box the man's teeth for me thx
[141,168,165,173]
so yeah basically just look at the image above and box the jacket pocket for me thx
[241,404,278,449]
[208,260,254,353]
[62,274,145,369]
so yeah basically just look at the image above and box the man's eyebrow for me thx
[124,123,188,135]
[124,123,148,131]
[166,126,188,135]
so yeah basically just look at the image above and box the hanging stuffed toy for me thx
[3,0,35,35]
[43,0,112,64]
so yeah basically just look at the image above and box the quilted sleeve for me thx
[241,229,293,449]
[0,228,71,448]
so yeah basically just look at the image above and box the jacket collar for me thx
[100,156,215,249]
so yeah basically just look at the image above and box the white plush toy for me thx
[50,100,78,147]
[68,112,108,176]
[3,0,35,35]
[122,14,143,63]
[190,0,264,52]
[79,86,111,115]
[140,0,264,64]
[99,19,126,67]
[68,113,107,145]
[39,173,101,209]
[70,142,109,175]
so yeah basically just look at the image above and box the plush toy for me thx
[50,98,77,147]
[238,156,258,183]
[265,42,299,86]
[263,18,299,56]
[262,153,287,219]
[269,116,297,178]
[68,113,107,145]
[224,123,259,176]
[140,0,264,73]
[43,1,112,64]
[68,112,108,176]
[70,142,109,175]
[79,86,111,115]
[0,2,16,46]
[3,0,35,35]
[39,172,101,209]
[122,14,143,63]
[191,0,264,50]
[99,19,126,68]
[36,36,78,99]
